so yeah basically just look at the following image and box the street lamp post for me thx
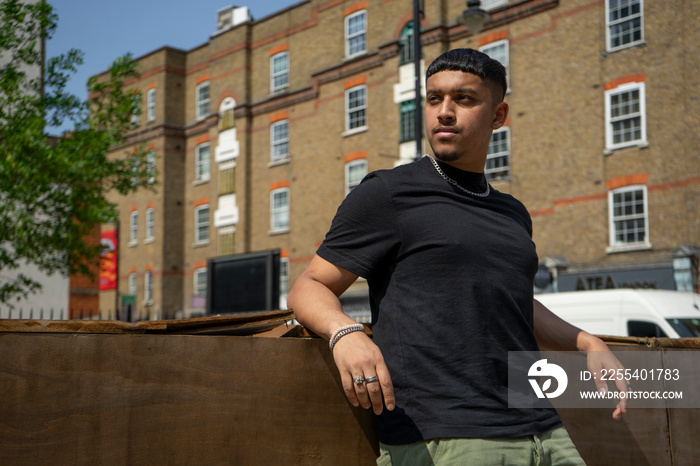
[413,0,423,160]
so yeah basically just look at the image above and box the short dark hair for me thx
[425,48,507,102]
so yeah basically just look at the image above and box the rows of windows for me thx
[473,1,645,179]
[267,158,368,233]
[126,267,210,307]
[172,3,643,131]
[262,169,650,250]
[187,2,646,246]
[190,9,368,121]
[125,246,288,311]
[263,84,367,165]
[128,204,211,248]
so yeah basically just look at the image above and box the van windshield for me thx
[667,318,700,338]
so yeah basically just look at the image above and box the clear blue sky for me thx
[46,0,299,133]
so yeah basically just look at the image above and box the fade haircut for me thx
[425,48,507,102]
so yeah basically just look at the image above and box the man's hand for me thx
[331,330,395,415]
[582,338,629,420]
[533,299,628,420]
[288,255,395,415]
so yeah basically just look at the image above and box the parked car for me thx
[535,289,700,338]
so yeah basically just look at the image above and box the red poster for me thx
[99,229,118,291]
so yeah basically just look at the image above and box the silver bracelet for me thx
[329,323,364,352]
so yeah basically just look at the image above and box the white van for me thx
[535,289,700,338]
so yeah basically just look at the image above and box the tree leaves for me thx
[0,0,155,305]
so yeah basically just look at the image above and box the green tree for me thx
[0,0,155,305]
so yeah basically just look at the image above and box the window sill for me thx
[144,238,154,244]
[193,241,210,248]
[128,241,138,248]
[343,126,368,137]
[606,242,652,254]
[604,40,647,56]
[193,178,210,186]
[269,227,290,236]
[268,158,291,167]
[603,140,649,156]
[344,51,367,62]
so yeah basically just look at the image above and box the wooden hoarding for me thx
[0,315,698,465]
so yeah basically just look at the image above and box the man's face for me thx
[424,70,508,171]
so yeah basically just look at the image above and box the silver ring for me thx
[364,375,378,384]
[354,375,364,385]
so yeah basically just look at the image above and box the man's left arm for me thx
[533,299,628,420]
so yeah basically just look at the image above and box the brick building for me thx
[97,0,699,321]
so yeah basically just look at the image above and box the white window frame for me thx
[146,150,156,184]
[270,188,290,233]
[605,81,646,151]
[345,85,367,133]
[279,257,289,298]
[481,0,509,9]
[345,10,367,58]
[485,126,510,180]
[128,273,137,295]
[270,119,290,163]
[270,51,289,93]
[131,93,140,127]
[479,39,509,92]
[195,143,210,182]
[606,0,644,52]
[196,81,210,120]
[129,211,138,244]
[607,185,651,252]
[144,271,153,304]
[345,159,367,195]
[145,207,154,241]
[399,99,416,144]
[147,88,156,121]
[195,205,210,244]
[194,267,207,297]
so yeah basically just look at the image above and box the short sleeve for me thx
[317,173,401,279]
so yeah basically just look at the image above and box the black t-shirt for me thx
[317,156,561,444]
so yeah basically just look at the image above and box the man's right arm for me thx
[287,254,395,414]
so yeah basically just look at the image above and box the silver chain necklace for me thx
[426,155,490,197]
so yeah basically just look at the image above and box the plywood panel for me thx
[0,332,378,465]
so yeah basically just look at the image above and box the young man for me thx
[287,49,627,465]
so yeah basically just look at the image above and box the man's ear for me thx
[492,102,509,130]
